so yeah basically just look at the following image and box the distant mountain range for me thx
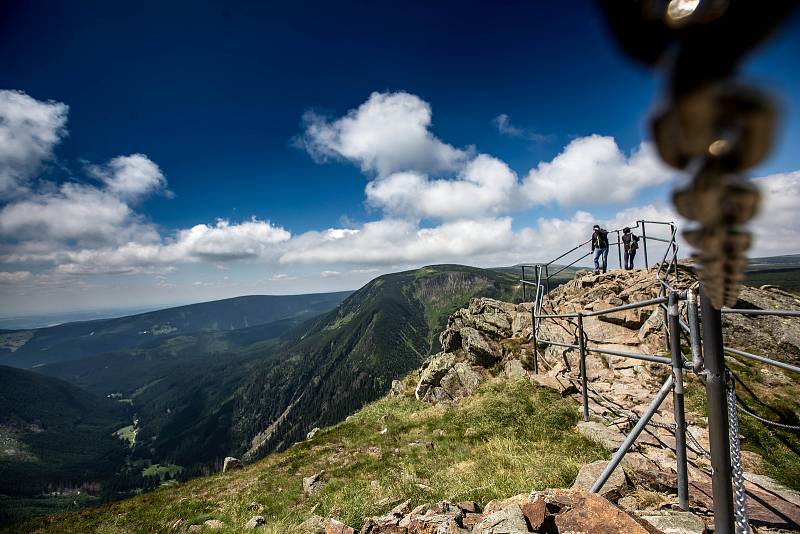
[0,265,520,523]
[0,292,351,368]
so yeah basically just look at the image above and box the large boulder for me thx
[460,327,501,366]
[471,503,529,533]
[416,353,485,404]
[416,353,457,400]
[581,316,641,346]
[404,501,466,533]
[545,489,654,534]
[637,510,707,533]
[510,309,532,336]
[323,518,355,534]
[572,460,627,500]
[576,421,626,451]
[303,472,325,496]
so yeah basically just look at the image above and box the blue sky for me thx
[1,0,799,316]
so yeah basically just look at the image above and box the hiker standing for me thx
[621,227,639,270]
[591,224,609,274]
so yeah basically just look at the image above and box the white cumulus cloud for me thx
[170,218,291,262]
[0,183,148,246]
[281,218,513,265]
[36,218,292,275]
[522,135,674,207]
[0,90,68,198]
[365,155,518,220]
[749,171,800,257]
[299,91,467,176]
[88,154,169,201]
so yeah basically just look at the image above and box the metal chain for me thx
[686,425,712,460]
[736,397,800,432]
[728,369,800,431]
[727,377,750,534]
[583,379,714,461]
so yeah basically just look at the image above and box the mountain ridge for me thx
[0,292,352,368]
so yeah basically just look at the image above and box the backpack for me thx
[594,229,609,249]
[630,235,639,251]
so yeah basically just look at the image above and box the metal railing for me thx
[521,221,800,528]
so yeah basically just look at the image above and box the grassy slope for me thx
[13,377,606,534]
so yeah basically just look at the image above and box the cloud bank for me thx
[0,89,798,305]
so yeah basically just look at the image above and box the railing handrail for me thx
[525,219,676,276]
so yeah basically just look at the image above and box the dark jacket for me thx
[622,232,639,251]
[591,229,609,251]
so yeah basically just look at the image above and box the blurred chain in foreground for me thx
[597,0,797,308]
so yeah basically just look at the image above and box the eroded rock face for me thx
[460,327,501,366]
[391,266,798,532]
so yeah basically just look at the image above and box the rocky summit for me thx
[401,264,800,533]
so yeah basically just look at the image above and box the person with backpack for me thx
[621,227,639,270]
[591,224,609,274]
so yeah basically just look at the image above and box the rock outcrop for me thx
[405,264,800,533]
[415,297,534,404]
[222,456,243,472]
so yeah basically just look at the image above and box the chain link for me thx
[686,425,712,460]
[727,377,751,534]
[735,396,800,432]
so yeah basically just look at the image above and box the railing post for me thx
[577,312,589,422]
[661,285,670,351]
[616,230,623,269]
[687,289,703,374]
[641,221,649,269]
[531,277,539,375]
[671,224,679,283]
[544,264,550,294]
[700,289,735,534]
[522,265,527,302]
[668,291,689,510]
[532,320,539,374]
